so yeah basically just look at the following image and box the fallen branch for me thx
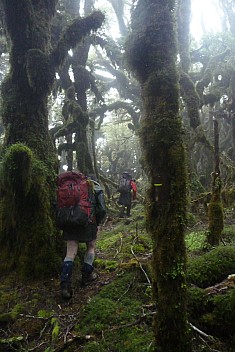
[63,321,77,343]
[27,342,47,351]
[55,334,93,351]
[198,335,222,352]
[189,322,215,341]
[114,235,123,258]
[131,235,151,285]
[109,311,156,331]
[117,278,134,302]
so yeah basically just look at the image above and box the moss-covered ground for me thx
[0,203,235,351]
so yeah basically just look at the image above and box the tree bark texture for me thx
[1,0,57,160]
[126,1,191,351]
[207,118,224,246]
[177,0,200,129]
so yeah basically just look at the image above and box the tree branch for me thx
[51,11,105,68]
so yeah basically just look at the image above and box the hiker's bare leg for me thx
[84,240,96,265]
[65,240,79,261]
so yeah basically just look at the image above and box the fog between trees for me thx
[0,1,235,351]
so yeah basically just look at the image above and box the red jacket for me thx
[131,180,137,200]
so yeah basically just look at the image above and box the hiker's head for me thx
[122,171,132,179]
[87,173,98,182]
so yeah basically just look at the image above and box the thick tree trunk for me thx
[0,0,104,278]
[72,39,94,174]
[1,0,56,160]
[0,0,59,278]
[55,0,95,174]
[177,0,200,129]
[125,0,191,351]
[207,118,224,246]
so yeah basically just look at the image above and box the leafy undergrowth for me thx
[0,205,235,351]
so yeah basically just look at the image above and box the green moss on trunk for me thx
[125,1,191,351]
[208,201,224,246]
[207,118,224,247]
[0,1,104,278]
[0,144,59,278]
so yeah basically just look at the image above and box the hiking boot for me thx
[60,260,73,299]
[81,263,97,285]
[81,271,97,285]
[60,282,72,299]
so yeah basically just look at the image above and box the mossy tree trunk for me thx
[207,118,224,246]
[230,71,235,161]
[177,0,200,129]
[232,113,235,161]
[0,0,104,278]
[72,37,94,174]
[55,0,95,174]
[125,1,191,351]
[1,0,57,161]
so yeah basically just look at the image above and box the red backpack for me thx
[56,171,95,230]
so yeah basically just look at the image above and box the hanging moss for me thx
[66,86,75,100]
[51,11,105,67]
[3,143,33,197]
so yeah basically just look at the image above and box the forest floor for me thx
[0,218,125,351]
[1,204,235,352]
[0,262,119,351]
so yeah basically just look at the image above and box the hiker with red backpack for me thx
[56,171,106,299]
[117,172,137,218]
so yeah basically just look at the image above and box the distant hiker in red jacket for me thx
[117,172,137,217]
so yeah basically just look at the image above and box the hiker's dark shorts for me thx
[63,223,98,242]
[118,191,132,206]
